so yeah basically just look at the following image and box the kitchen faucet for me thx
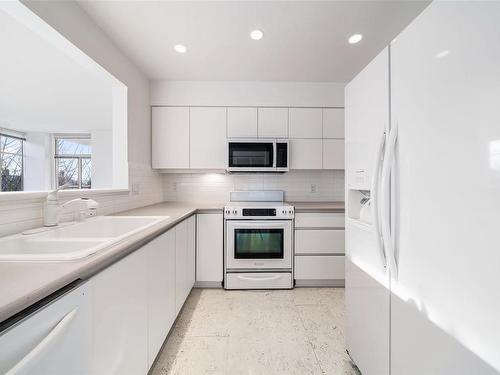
[43,185,99,226]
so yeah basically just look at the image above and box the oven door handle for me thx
[236,274,283,282]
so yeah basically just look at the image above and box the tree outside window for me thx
[0,134,24,192]
[54,136,92,189]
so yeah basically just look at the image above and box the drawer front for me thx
[295,229,345,255]
[295,213,345,228]
[294,255,345,280]
[225,272,292,290]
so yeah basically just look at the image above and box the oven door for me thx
[226,220,292,270]
[227,141,276,172]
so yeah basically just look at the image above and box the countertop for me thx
[0,200,342,323]
[290,201,345,212]
[0,202,223,324]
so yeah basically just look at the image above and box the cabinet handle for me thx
[380,123,398,277]
[7,309,78,375]
[371,131,387,268]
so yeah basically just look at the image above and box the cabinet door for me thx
[289,108,322,138]
[323,108,344,138]
[152,107,190,169]
[227,107,257,138]
[190,107,226,169]
[187,215,196,290]
[323,139,345,169]
[290,139,322,169]
[258,108,288,138]
[0,283,91,375]
[345,48,388,189]
[175,219,188,314]
[146,229,175,368]
[196,213,223,284]
[91,249,148,374]
[295,255,345,280]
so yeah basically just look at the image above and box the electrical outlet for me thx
[173,182,178,192]
[310,183,317,193]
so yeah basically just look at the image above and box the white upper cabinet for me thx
[323,139,345,169]
[227,107,257,138]
[323,108,345,138]
[258,108,288,138]
[152,107,190,169]
[289,108,323,138]
[290,139,323,169]
[190,107,227,169]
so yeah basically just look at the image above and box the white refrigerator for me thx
[345,2,500,374]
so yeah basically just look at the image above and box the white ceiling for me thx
[0,7,113,133]
[78,0,429,82]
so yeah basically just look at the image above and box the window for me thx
[0,133,24,192]
[54,136,92,189]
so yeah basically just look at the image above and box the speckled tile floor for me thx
[150,288,359,375]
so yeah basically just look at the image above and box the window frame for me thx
[53,135,92,190]
[0,132,25,192]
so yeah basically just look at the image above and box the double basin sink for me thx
[0,216,168,261]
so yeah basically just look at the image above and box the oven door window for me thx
[234,229,284,259]
[228,142,273,168]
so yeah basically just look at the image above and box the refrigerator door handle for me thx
[381,124,398,277]
[371,131,387,268]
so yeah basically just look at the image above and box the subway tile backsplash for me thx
[162,170,345,203]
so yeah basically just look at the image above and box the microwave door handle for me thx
[273,141,277,168]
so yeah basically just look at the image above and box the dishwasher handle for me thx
[6,308,78,375]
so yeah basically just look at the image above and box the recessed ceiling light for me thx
[348,34,363,44]
[174,44,187,53]
[250,29,264,40]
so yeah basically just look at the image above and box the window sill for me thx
[0,188,130,202]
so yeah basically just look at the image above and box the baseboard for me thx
[294,279,345,287]
[194,281,223,288]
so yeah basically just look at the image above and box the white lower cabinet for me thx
[196,213,223,285]
[145,229,176,368]
[294,212,346,286]
[91,247,149,374]
[295,229,345,255]
[295,255,345,281]
[0,282,91,375]
[175,216,196,314]
[91,215,197,374]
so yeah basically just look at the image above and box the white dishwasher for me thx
[0,281,91,375]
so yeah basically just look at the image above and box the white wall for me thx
[151,81,345,107]
[0,1,163,237]
[23,132,52,191]
[91,129,113,189]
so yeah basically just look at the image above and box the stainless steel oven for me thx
[227,139,288,172]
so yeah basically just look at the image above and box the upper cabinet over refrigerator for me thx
[345,50,389,191]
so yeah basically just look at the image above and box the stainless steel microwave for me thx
[227,139,289,172]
